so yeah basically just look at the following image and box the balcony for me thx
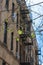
[20,62,31,65]
[21,36,33,46]
[21,14,27,19]
[35,49,41,55]
[16,0,26,6]
[20,33,29,38]
[24,42,33,46]
[20,9,29,14]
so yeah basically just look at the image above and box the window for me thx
[5,0,9,11]
[25,24,30,33]
[16,41,18,58]
[16,13,18,29]
[4,22,8,44]
[27,25,30,31]
[2,60,6,65]
[12,2,15,16]
[11,32,14,50]
[16,41,18,52]
[20,45,22,61]
[12,2,15,21]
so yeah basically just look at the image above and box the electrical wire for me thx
[27,2,43,7]
[30,9,41,15]
[32,15,43,20]
[38,4,43,7]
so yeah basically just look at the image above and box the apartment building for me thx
[0,0,31,65]
[0,0,20,65]
[31,25,39,65]
[0,0,39,65]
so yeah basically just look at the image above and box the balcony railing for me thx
[20,62,31,65]
[16,0,26,6]
[20,33,29,38]
[35,50,41,55]
[24,42,33,46]
[20,9,29,14]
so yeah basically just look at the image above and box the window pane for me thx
[4,22,8,44]
[11,32,14,50]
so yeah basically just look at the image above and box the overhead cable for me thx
[32,15,43,20]
[27,2,43,7]
[30,9,41,15]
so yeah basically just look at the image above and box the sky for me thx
[25,0,43,64]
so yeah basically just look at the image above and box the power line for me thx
[27,2,43,7]
[32,15,43,20]
[38,4,43,8]
[39,24,43,28]
[30,9,41,15]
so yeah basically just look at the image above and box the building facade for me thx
[0,0,38,65]
[0,0,20,65]
[31,25,39,65]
